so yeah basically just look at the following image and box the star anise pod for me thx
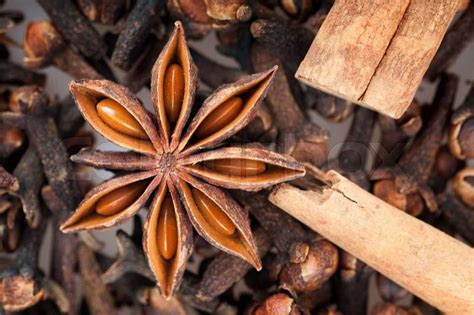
[60,22,305,298]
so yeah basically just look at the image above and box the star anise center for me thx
[158,152,178,173]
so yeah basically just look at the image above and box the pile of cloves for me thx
[0,0,472,314]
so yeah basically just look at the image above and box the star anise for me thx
[60,22,305,298]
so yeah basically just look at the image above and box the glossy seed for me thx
[206,158,267,176]
[96,98,148,139]
[96,181,148,216]
[157,197,178,260]
[194,96,244,139]
[191,188,236,235]
[164,64,184,124]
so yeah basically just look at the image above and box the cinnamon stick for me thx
[297,0,459,118]
[269,169,474,314]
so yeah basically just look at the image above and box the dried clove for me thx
[251,43,328,166]
[307,89,354,123]
[376,273,410,303]
[102,230,154,284]
[372,74,458,215]
[166,0,213,39]
[238,191,309,253]
[428,145,464,194]
[0,61,45,86]
[138,286,189,314]
[0,215,46,312]
[0,197,23,253]
[279,239,338,295]
[13,86,81,314]
[250,292,304,315]
[326,106,376,189]
[123,38,166,93]
[76,0,126,25]
[78,244,117,315]
[193,228,271,306]
[0,165,18,191]
[41,184,79,315]
[205,0,252,23]
[438,180,474,245]
[191,48,245,89]
[370,303,413,315]
[24,21,103,80]
[335,251,373,315]
[11,145,43,227]
[17,86,81,209]
[37,0,105,59]
[216,25,253,71]
[448,85,474,160]
[250,19,313,74]
[280,0,314,21]
[323,107,375,314]
[452,167,474,208]
[374,101,422,168]
[111,0,163,70]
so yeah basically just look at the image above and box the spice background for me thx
[1,0,473,314]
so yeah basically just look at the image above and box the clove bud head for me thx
[376,274,410,303]
[204,0,251,22]
[279,239,338,294]
[251,293,302,315]
[0,274,45,311]
[449,116,474,160]
[370,303,413,315]
[8,86,49,115]
[24,20,64,69]
[373,179,424,217]
[280,0,313,21]
[452,167,474,208]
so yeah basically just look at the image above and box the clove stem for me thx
[111,0,163,70]
[37,0,104,59]
[78,244,117,315]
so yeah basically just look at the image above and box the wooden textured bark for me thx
[269,170,474,314]
[362,0,459,117]
[297,0,459,118]
[296,0,410,101]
